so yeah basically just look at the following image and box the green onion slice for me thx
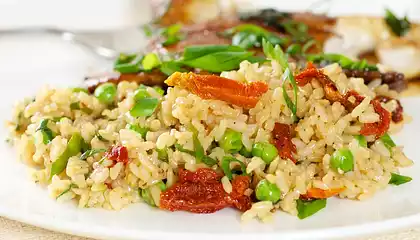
[80,148,107,160]
[389,173,412,185]
[221,156,247,180]
[297,199,327,219]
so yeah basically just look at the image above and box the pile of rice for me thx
[6,60,412,221]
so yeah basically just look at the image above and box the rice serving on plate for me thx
[6,57,413,221]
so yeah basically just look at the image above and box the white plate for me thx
[1,2,420,240]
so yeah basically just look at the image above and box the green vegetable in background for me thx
[94,83,117,105]
[297,199,327,219]
[330,148,354,173]
[50,133,82,179]
[223,24,288,49]
[385,9,411,37]
[219,129,243,153]
[389,173,412,185]
[255,179,281,203]
[142,53,161,71]
[252,142,278,164]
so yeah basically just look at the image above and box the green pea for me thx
[94,83,117,105]
[239,146,253,158]
[219,129,243,153]
[255,179,281,203]
[252,142,278,164]
[330,148,354,172]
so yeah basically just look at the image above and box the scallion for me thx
[297,199,327,219]
[389,173,412,185]
[221,156,247,180]
[130,97,159,117]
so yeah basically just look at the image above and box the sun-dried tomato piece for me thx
[301,187,345,200]
[294,64,391,138]
[160,169,252,214]
[360,100,391,138]
[106,146,129,164]
[160,181,228,213]
[178,168,221,184]
[272,123,297,163]
[375,96,404,123]
[295,63,346,105]
[228,175,252,212]
[344,90,366,111]
[165,72,269,108]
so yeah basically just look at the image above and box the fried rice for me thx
[6,59,413,222]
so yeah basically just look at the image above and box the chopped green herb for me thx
[193,134,205,162]
[36,119,55,144]
[182,45,244,60]
[239,146,253,158]
[389,173,412,185]
[175,143,195,155]
[161,24,185,46]
[385,9,411,37]
[202,156,218,166]
[130,97,159,117]
[221,156,247,180]
[297,199,327,219]
[133,88,151,101]
[56,183,77,200]
[302,39,317,53]
[80,148,106,160]
[96,132,109,142]
[115,53,137,65]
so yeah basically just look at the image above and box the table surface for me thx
[1,32,420,240]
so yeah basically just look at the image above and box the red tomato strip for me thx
[106,146,129,164]
[272,123,297,163]
[165,72,268,109]
[160,168,252,213]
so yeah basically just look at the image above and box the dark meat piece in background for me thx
[85,69,167,93]
[343,69,407,92]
